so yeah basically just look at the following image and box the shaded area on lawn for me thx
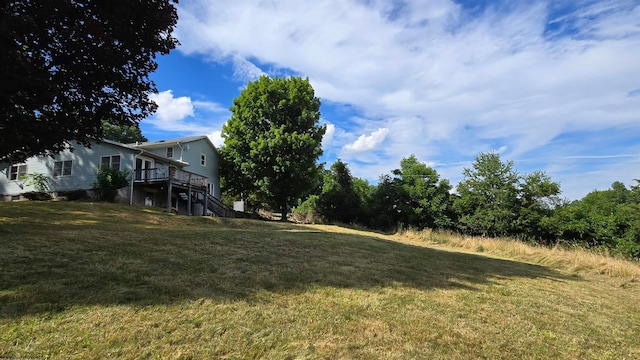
[0,202,577,317]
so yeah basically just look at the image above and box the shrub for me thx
[92,165,130,202]
[21,173,50,193]
[294,195,322,223]
[22,191,52,201]
[59,189,88,201]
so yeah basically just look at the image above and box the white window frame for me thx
[101,155,121,170]
[166,147,173,158]
[10,164,27,181]
[200,154,206,167]
[54,160,73,176]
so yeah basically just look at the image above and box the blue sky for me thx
[142,0,640,200]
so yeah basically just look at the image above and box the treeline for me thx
[293,152,640,260]
[215,76,638,259]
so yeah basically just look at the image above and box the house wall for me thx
[180,139,220,199]
[141,138,221,199]
[0,142,136,200]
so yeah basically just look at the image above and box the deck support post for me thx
[187,185,192,216]
[203,190,208,216]
[167,181,172,213]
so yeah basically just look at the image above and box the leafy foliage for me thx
[455,152,521,237]
[392,155,453,230]
[517,171,561,242]
[21,173,50,193]
[454,152,560,240]
[317,159,364,224]
[368,174,403,231]
[548,181,640,259]
[358,155,454,232]
[295,151,637,259]
[220,76,326,220]
[91,165,130,202]
[101,120,148,144]
[293,194,321,223]
[0,0,178,163]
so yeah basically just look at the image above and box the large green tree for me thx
[455,151,561,239]
[455,152,521,237]
[517,170,561,242]
[369,174,403,231]
[317,159,363,224]
[220,76,326,220]
[392,155,453,230]
[0,0,178,163]
[365,155,453,231]
[455,152,520,237]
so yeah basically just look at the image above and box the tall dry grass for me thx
[398,228,640,278]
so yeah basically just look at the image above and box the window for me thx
[54,160,73,176]
[101,155,121,170]
[10,164,27,181]
[200,154,206,167]
[166,147,173,158]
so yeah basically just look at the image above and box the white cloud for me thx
[208,130,224,148]
[175,0,640,198]
[192,100,227,113]
[232,56,266,81]
[322,122,335,149]
[147,90,229,135]
[149,90,194,123]
[343,128,389,153]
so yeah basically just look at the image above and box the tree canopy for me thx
[367,155,453,231]
[392,155,453,230]
[101,120,148,144]
[548,181,640,258]
[454,152,521,237]
[454,151,561,238]
[0,0,178,163]
[220,76,326,220]
[317,159,363,224]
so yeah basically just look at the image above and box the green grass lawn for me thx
[1,201,639,359]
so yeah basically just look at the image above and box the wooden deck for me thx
[133,167,207,188]
[133,167,233,217]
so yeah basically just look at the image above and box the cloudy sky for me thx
[143,0,640,200]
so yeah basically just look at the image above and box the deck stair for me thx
[204,194,235,218]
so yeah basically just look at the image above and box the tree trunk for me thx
[280,202,288,222]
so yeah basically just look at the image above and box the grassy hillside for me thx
[1,202,639,359]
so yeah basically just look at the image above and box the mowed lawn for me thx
[1,202,639,359]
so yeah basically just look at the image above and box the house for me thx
[0,136,233,217]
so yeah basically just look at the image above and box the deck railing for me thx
[169,168,207,187]
[134,167,207,188]
[134,168,168,182]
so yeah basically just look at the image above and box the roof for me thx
[130,135,219,155]
[130,135,207,147]
[74,135,218,167]
[97,139,187,167]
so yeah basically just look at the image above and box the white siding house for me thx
[0,136,231,217]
